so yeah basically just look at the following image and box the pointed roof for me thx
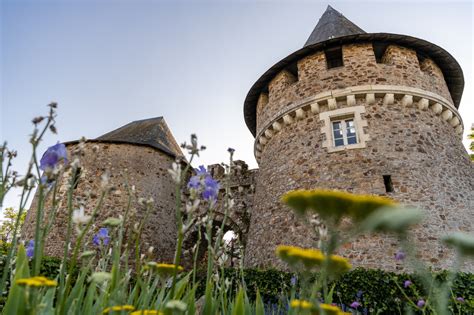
[95,117,183,157]
[304,5,365,47]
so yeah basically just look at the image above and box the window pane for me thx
[335,138,344,147]
[347,136,357,145]
[347,127,356,137]
[333,129,343,139]
[332,121,341,130]
[346,120,354,128]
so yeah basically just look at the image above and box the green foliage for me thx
[207,267,474,314]
[0,207,26,243]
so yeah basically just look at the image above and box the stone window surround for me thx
[253,84,463,162]
[320,105,369,153]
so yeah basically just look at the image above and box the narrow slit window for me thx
[325,47,343,69]
[383,175,394,193]
[373,43,389,64]
[331,118,358,147]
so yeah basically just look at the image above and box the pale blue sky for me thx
[1,0,472,210]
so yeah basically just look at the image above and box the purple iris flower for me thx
[26,240,35,258]
[39,143,68,170]
[202,176,220,201]
[404,280,412,288]
[195,165,209,176]
[456,297,465,303]
[417,300,425,308]
[187,176,201,189]
[350,301,361,309]
[93,228,110,247]
[394,250,406,261]
[290,276,297,286]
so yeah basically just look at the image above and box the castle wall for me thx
[246,42,473,272]
[22,142,178,262]
[246,96,473,271]
[258,43,452,134]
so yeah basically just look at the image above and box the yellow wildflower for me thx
[319,303,343,315]
[103,305,135,313]
[130,311,163,315]
[146,262,184,277]
[327,255,352,274]
[16,276,58,288]
[282,189,396,222]
[276,245,324,268]
[290,299,314,310]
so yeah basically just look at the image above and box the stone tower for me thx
[243,6,473,271]
[22,117,183,262]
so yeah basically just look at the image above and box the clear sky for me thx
[1,0,473,210]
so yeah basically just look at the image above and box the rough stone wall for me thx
[182,160,257,267]
[22,142,178,263]
[245,42,473,272]
[258,43,452,134]
[246,96,473,271]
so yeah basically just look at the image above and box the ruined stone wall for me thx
[22,142,178,263]
[257,43,452,133]
[245,42,473,272]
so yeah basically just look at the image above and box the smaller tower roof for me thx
[95,117,183,157]
[304,5,366,47]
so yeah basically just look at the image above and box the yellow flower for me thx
[290,299,314,310]
[103,305,135,313]
[282,189,396,222]
[16,276,58,288]
[276,245,324,268]
[290,300,346,315]
[319,303,343,315]
[277,245,351,274]
[146,262,184,277]
[130,311,163,315]
[327,255,352,274]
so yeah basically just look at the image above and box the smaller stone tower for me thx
[22,117,183,262]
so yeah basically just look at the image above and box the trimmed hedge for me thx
[197,267,474,314]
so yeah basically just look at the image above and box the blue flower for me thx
[417,299,425,308]
[26,240,34,258]
[404,280,412,288]
[93,228,110,247]
[290,276,297,286]
[195,165,209,176]
[187,176,201,189]
[40,143,68,170]
[202,176,220,201]
[350,301,361,309]
[394,250,406,261]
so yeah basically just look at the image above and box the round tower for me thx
[22,117,182,262]
[243,6,473,271]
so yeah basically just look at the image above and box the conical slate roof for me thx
[95,117,183,157]
[304,5,366,47]
[243,6,464,137]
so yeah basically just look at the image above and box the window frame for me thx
[331,117,358,147]
[319,105,370,153]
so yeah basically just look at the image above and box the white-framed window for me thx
[331,118,358,147]
[319,105,370,153]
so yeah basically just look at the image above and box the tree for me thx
[0,207,26,244]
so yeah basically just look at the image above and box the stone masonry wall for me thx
[246,42,473,272]
[257,43,451,133]
[246,96,473,271]
[22,142,178,263]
